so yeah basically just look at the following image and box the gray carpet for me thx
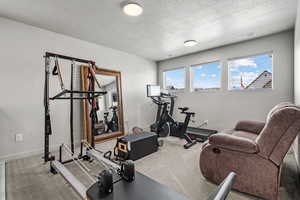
[5,137,300,200]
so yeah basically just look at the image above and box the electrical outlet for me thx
[15,133,23,142]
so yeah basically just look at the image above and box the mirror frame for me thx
[80,65,124,144]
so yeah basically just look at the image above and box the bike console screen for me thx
[147,85,161,97]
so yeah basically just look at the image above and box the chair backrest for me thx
[255,103,300,166]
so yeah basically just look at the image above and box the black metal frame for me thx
[43,52,105,163]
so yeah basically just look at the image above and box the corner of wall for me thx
[293,0,300,172]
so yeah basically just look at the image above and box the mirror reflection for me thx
[94,74,119,135]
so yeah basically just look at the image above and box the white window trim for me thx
[227,52,274,91]
[162,67,186,92]
[190,60,222,93]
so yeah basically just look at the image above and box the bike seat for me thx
[178,107,189,112]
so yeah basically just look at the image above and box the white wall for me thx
[0,17,157,160]
[294,1,300,168]
[158,31,294,130]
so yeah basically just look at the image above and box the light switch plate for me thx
[15,133,23,142]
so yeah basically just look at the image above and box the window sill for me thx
[228,88,274,92]
[165,88,185,93]
[191,88,221,93]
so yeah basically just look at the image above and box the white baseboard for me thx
[0,142,81,162]
[0,161,5,200]
[0,145,59,162]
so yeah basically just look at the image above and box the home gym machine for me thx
[43,52,105,163]
[147,85,218,148]
[43,52,136,199]
[147,85,197,149]
[149,87,176,133]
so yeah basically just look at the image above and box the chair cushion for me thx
[234,120,265,135]
[222,129,258,141]
[209,133,258,153]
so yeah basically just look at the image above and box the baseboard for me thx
[0,142,81,162]
[0,145,60,162]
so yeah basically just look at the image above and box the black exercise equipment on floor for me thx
[147,85,198,149]
[148,85,176,134]
[170,107,198,149]
[186,127,218,141]
[113,132,158,161]
[147,85,218,147]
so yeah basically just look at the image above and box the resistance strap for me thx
[86,64,100,124]
[52,57,65,90]
[88,63,102,89]
[45,113,52,135]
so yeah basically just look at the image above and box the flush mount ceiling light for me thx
[122,2,143,16]
[184,40,198,47]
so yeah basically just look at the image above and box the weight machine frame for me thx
[43,52,128,198]
[43,52,106,163]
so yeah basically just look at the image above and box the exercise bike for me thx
[104,106,119,133]
[150,92,176,134]
[153,98,198,149]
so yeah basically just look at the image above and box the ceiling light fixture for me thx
[184,40,198,47]
[122,2,143,16]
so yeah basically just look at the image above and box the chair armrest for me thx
[234,120,265,135]
[209,134,259,153]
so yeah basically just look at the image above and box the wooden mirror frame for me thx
[80,66,124,144]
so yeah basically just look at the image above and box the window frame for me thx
[190,60,222,93]
[162,67,186,91]
[227,52,274,92]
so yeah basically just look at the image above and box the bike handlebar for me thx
[151,97,169,106]
[160,92,177,98]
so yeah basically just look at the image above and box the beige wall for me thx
[0,17,157,160]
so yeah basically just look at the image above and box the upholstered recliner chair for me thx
[200,103,300,200]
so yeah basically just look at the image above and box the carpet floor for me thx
[5,137,300,200]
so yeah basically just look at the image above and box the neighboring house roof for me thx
[246,71,272,89]
[263,80,272,88]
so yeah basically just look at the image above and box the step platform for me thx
[114,132,158,161]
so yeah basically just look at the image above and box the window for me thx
[228,54,273,90]
[191,61,221,91]
[163,68,185,90]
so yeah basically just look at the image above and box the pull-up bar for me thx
[45,52,94,64]
[45,52,102,89]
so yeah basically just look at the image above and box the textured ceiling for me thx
[0,0,297,61]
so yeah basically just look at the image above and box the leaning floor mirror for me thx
[81,66,124,144]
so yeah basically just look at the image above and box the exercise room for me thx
[1,0,300,200]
